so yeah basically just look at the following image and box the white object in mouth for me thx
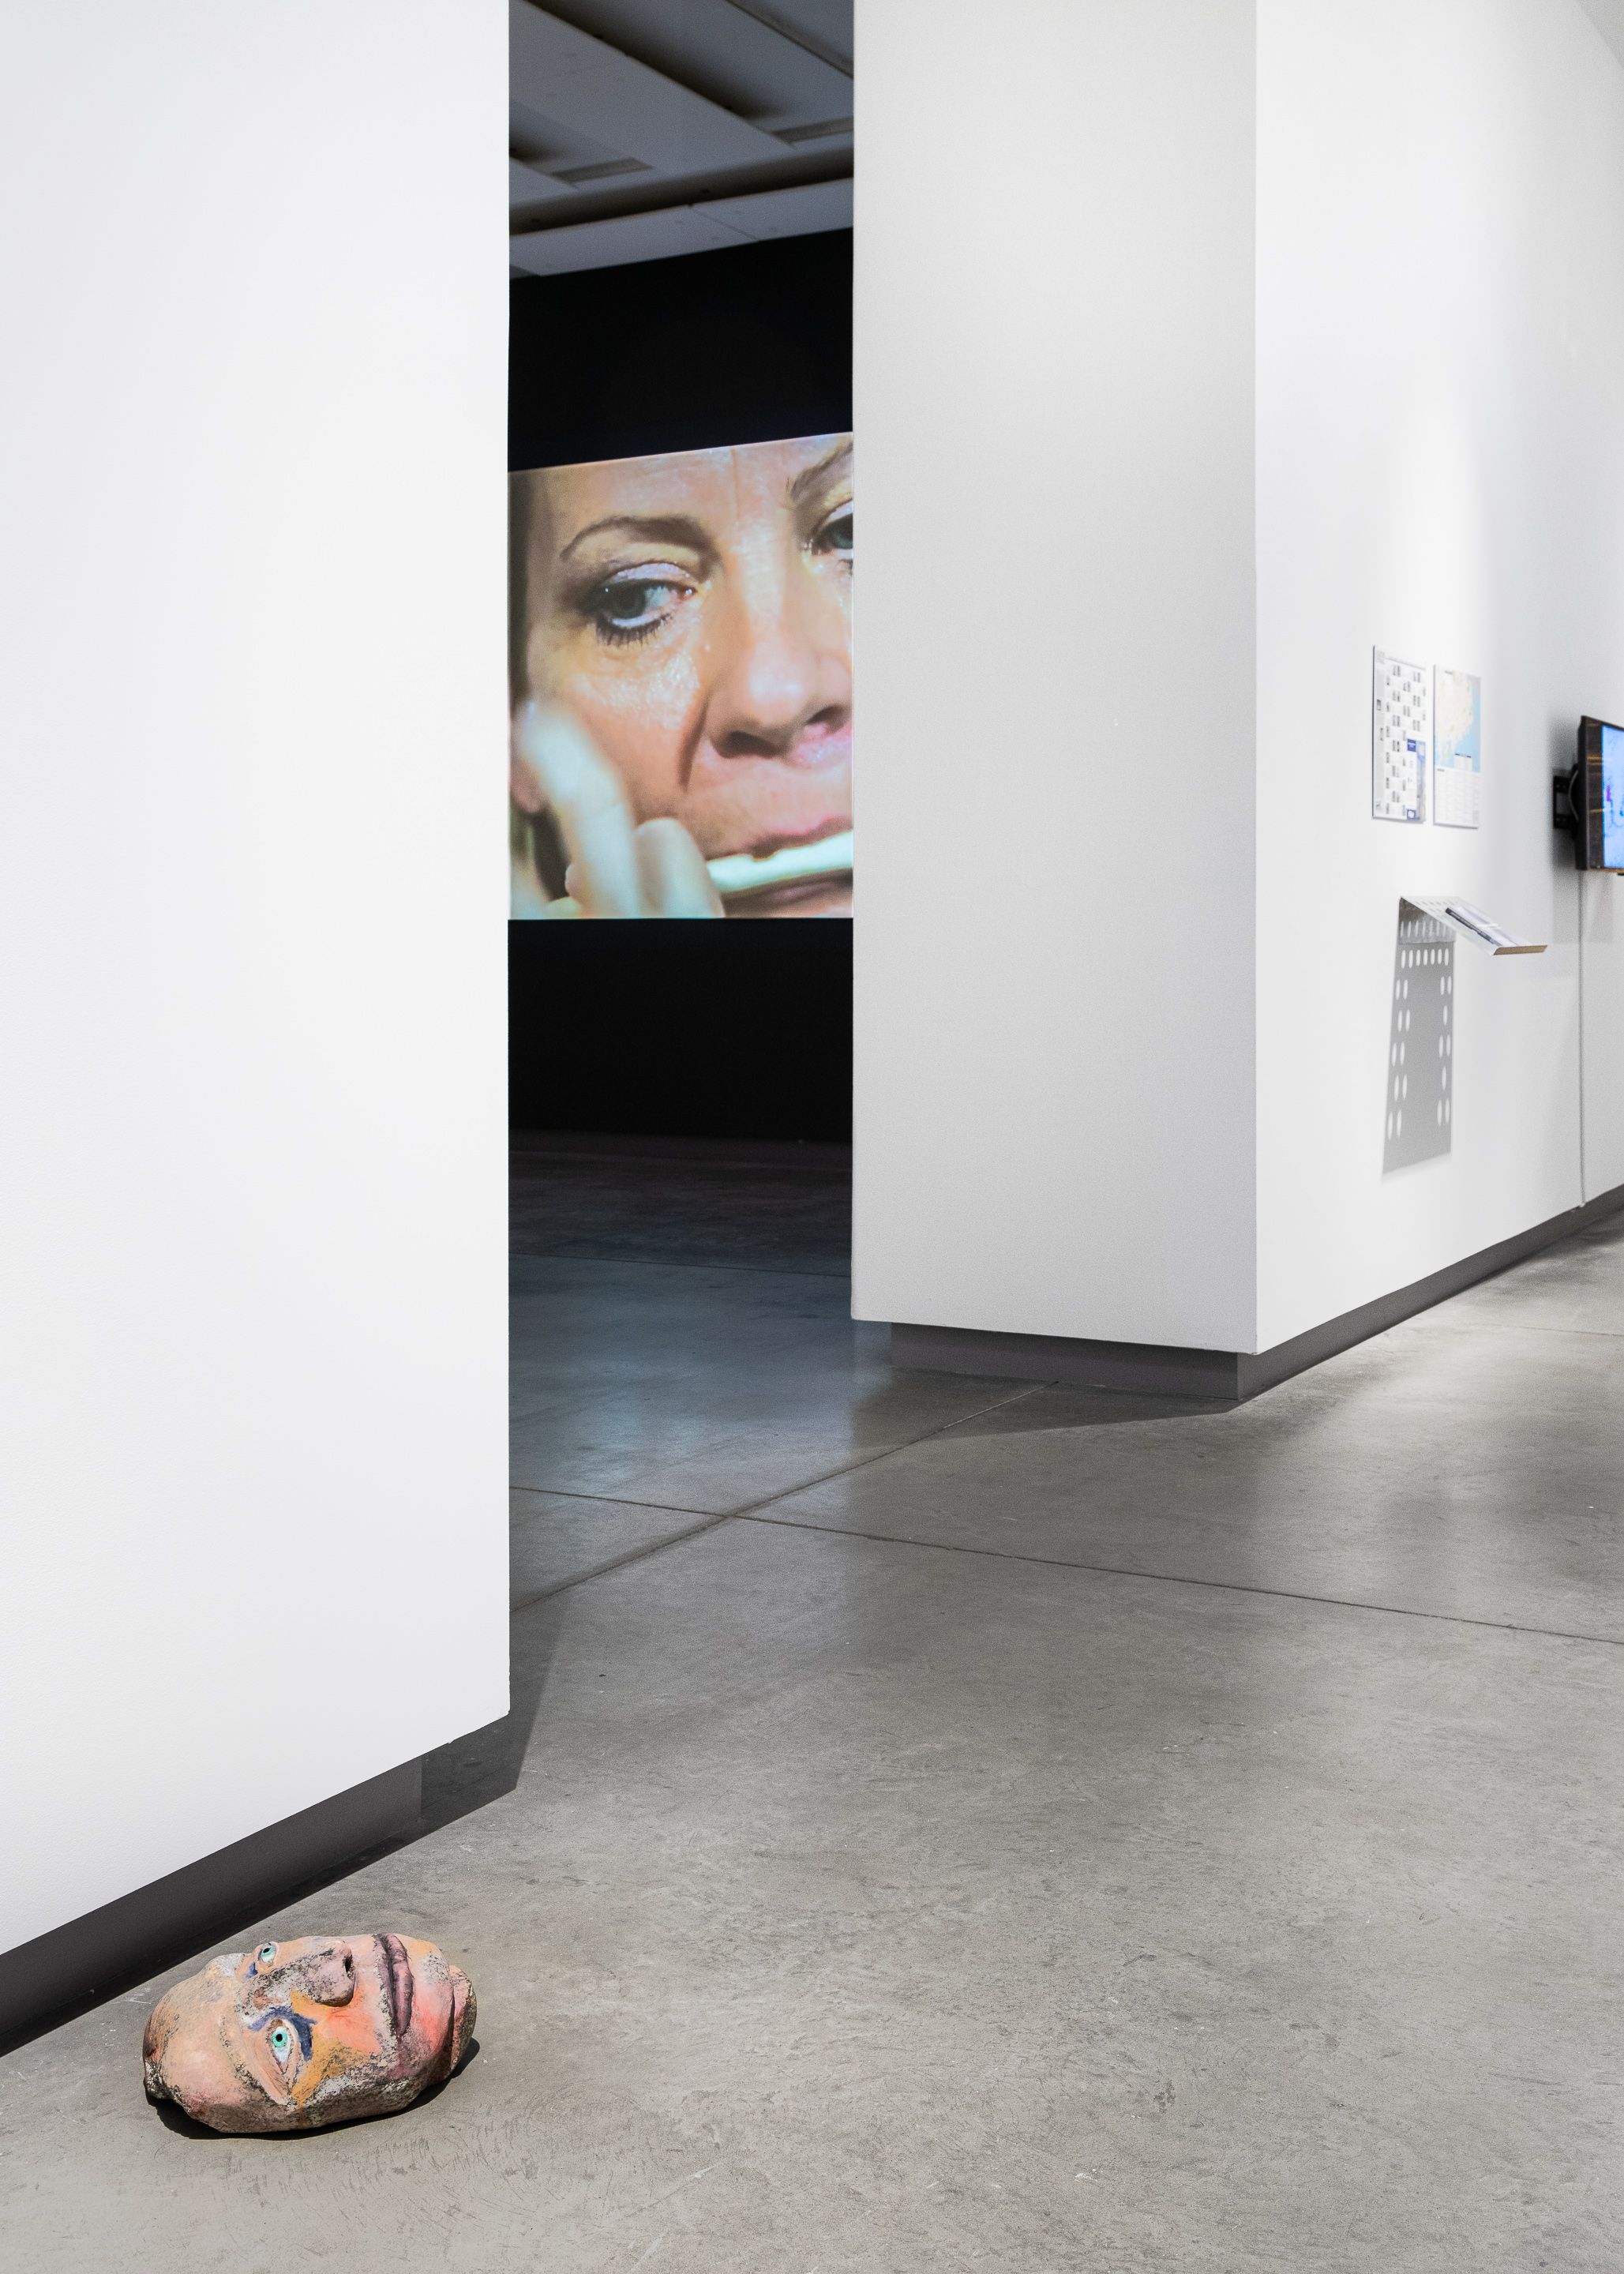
[707,831,853,899]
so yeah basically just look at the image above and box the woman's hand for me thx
[511,701,723,919]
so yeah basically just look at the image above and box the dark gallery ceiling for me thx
[509,0,853,276]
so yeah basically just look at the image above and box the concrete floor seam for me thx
[510,1510,736,1610]
[740,1510,1624,1653]
[512,1381,1047,1524]
[508,1382,1046,1615]
[512,1481,717,1518]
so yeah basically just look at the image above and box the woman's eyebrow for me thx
[789,441,852,505]
[558,513,711,563]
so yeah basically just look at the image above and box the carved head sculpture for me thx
[142,1934,475,2133]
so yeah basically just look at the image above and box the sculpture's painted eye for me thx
[268,2022,297,2066]
[257,1944,276,1965]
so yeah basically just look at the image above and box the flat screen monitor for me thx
[1573,717,1624,871]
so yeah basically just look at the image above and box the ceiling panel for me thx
[508,0,853,274]
[701,174,852,240]
[508,156,577,208]
[510,1,781,175]
[509,177,851,276]
[537,0,850,129]
[509,201,753,277]
[727,0,851,74]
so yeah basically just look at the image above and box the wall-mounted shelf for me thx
[1403,898,1545,955]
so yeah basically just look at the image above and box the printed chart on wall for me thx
[1372,651,1429,824]
[508,433,853,919]
[1433,667,1482,830]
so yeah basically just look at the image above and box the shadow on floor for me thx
[418,1593,564,1835]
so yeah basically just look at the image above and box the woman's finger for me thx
[510,872,554,920]
[512,700,643,916]
[635,819,725,918]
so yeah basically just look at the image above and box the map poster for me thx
[1373,650,1429,824]
[1433,666,1482,831]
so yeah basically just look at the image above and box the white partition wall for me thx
[0,2,508,1971]
[856,0,1624,1373]
[1254,0,1624,1349]
[853,0,1260,1358]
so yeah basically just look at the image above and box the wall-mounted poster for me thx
[1372,650,1429,824]
[1433,666,1482,830]
[509,433,853,918]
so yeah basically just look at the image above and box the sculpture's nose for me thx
[306,1944,356,2005]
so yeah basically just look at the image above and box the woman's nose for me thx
[707,595,850,761]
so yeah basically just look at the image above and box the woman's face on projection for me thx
[525,435,853,916]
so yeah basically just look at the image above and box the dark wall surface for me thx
[509,230,853,1143]
[508,920,853,1144]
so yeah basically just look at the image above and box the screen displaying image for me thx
[510,433,853,918]
[1604,723,1624,872]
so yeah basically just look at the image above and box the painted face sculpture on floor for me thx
[142,1934,475,2133]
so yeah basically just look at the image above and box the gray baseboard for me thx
[0,1757,422,2054]
[891,1324,1248,1400]
[891,1180,1624,1403]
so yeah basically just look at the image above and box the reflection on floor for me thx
[6,1140,1624,2270]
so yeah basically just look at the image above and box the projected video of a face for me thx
[509,433,853,918]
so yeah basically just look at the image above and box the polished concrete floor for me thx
[4,1141,1624,2269]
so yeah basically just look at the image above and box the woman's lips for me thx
[733,819,850,859]
[723,872,852,918]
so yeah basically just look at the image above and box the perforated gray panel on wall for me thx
[1384,904,1453,1172]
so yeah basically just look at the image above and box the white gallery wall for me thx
[857,0,1624,1362]
[853,0,1260,1355]
[1254,0,1624,1346]
[0,2,508,1957]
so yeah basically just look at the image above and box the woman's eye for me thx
[812,506,853,558]
[586,570,691,640]
[257,1944,276,1965]
[268,2024,297,2065]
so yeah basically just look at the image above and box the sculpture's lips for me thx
[377,1933,413,2044]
